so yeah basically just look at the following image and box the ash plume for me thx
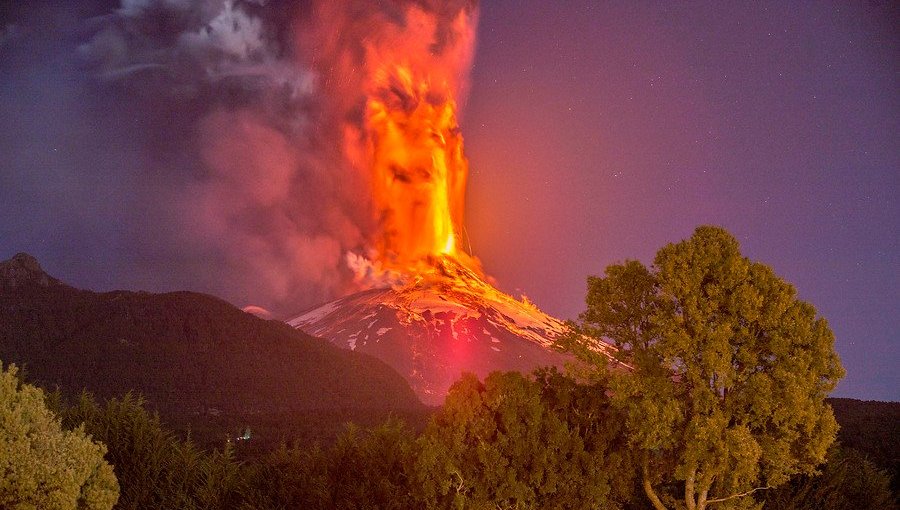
[0,0,478,316]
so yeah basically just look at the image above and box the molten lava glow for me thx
[359,7,477,271]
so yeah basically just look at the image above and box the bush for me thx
[57,392,242,510]
[0,361,118,510]
[761,445,896,510]
[414,371,632,509]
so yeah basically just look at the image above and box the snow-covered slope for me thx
[288,256,617,405]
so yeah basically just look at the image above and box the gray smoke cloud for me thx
[0,0,476,317]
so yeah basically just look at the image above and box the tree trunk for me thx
[697,486,709,510]
[642,454,668,510]
[685,470,697,510]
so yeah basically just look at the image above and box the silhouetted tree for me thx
[239,443,329,509]
[241,419,418,509]
[761,445,896,509]
[325,420,418,509]
[58,393,242,510]
[827,398,900,494]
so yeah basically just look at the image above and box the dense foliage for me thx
[0,362,118,510]
[242,419,420,509]
[36,370,634,509]
[571,226,845,510]
[5,365,894,510]
[761,445,895,510]
[52,393,243,510]
[827,397,900,493]
[3,236,892,508]
[414,370,633,509]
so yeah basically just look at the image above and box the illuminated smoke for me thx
[9,0,479,315]
[298,0,480,271]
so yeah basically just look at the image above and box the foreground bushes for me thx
[761,446,895,510]
[26,369,897,509]
[54,393,242,510]
[227,370,634,509]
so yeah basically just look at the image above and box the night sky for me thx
[1,1,897,401]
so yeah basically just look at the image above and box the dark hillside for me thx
[0,253,424,448]
[828,397,900,492]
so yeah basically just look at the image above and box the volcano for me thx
[285,3,619,404]
[289,256,617,405]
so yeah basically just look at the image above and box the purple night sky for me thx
[1,1,897,400]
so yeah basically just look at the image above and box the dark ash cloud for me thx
[0,0,478,317]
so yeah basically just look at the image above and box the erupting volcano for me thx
[289,1,616,404]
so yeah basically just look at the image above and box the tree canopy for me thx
[0,361,119,510]
[414,370,634,509]
[55,392,243,510]
[572,226,845,510]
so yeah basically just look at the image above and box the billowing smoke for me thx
[0,0,478,316]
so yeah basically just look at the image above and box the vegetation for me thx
[0,362,118,510]
[761,445,895,510]
[827,397,900,493]
[414,370,633,509]
[4,362,896,510]
[52,392,243,510]
[569,226,845,510]
[242,419,420,509]
[2,232,894,508]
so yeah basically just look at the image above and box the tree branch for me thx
[642,454,668,510]
[705,486,772,505]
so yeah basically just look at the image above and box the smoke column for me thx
[0,0,479,316]
[299,1,478,271]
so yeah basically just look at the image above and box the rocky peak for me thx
[0,253,59,288]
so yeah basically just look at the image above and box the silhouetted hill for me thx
[0,253,424,448]
[828,397,900,491]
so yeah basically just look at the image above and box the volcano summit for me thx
[290,257,616,405]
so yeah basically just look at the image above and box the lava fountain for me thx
[351,3,478,273]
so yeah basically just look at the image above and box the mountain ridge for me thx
[0,252,424,447]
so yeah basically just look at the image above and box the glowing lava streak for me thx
[360,7,477,270]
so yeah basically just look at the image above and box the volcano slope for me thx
[0,253,423,448]
[290,256,618,405]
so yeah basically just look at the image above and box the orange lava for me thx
[359,7,478,271]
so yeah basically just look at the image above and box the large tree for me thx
[0,362,119,510]
[573,226,844,510]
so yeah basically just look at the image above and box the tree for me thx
[572,226,844,510]
[57,392,243,510]
[761,445,896,510]
[241,419,419,509]
[324,420,419,509]
[0,361,119,510]
[240,443,330,509]
[414,371,631,509]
